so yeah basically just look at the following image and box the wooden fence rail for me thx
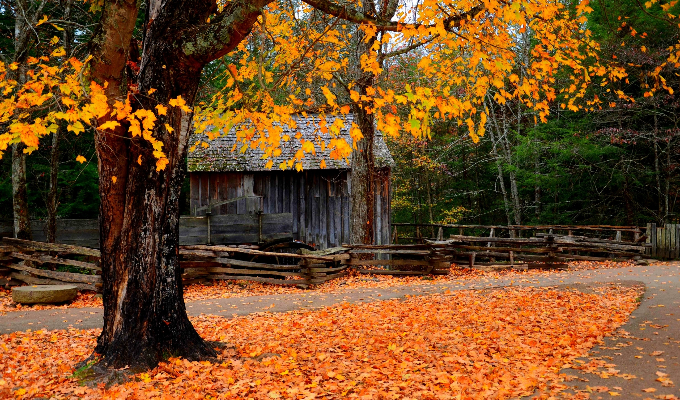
[0,226,653,291]
[0,238,348,291]
[344,232,649,273]
[391,223,647,243]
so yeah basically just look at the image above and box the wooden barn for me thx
[186,114,394,249]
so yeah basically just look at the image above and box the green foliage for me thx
[0,130,100,221]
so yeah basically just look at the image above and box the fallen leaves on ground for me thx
[0,285,642,399]
[0,290,101,315]
[0,260,640,315]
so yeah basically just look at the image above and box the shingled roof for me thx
[187,114,394,172]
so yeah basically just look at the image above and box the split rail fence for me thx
[0,238,348,291]
[0,226,650,291]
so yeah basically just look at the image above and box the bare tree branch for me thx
[301,0,485,32]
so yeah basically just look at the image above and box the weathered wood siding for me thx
[646,223,680,259]
[0,219,100,248]
[180,214,293,245]
[189,169,391,249]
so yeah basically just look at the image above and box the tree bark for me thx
[653,114,663,224]
[46,128,60,243]
[86,0,268,370]
[486,97,513,229]
[10,0,37,240]
[348,0,398,245]
[349,3,378,246]
[501,106,522,225]
[47,0,75,243]
[350,102,376,245]
[12,143,31,239]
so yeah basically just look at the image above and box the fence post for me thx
[437,227,444,241]
[300,258,312,287]
[676,224,680,259]
[206,211,212,245]
[615,230,622,242]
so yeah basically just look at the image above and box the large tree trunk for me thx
[87,0,269,370]
[88,0,211,371]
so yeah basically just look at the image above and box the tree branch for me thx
[378,35,438,62]
[301,0,484,32]
[179,0,273,65]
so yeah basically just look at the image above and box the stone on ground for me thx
[12,285,78,304]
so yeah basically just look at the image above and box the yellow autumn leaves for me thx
[2,0,677,171]
[0,53,190,172]
[0,55,97,156]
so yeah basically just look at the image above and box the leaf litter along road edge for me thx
[0,284,643,399]
[0,260,640,315]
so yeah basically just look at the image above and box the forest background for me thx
[1,0,678,230]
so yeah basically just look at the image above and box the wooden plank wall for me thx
[0,219,99,248]
[190,169,391,249]
[180,214,293,245]
[646,223,680,259]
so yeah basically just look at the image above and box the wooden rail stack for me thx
[0,228,652,290]
[341,244,452,275]
[392,223,646,243]
[341,233,649,273]
[439,233,649,268]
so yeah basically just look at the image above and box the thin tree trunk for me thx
[534,156,541,219]
[10,0,36,240]
[425,166,435,237]
[47,0,75,243]
[501,106,522,225]
[12,143,30,239]
[486,97,513,228]
[665,139,670,222]
[47,128,60,243]
[350,105,376,245]
[349,1,378,245]
[653,114,663,224]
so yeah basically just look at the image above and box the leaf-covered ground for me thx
[0,285,642,399]
[0,260,637,314]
